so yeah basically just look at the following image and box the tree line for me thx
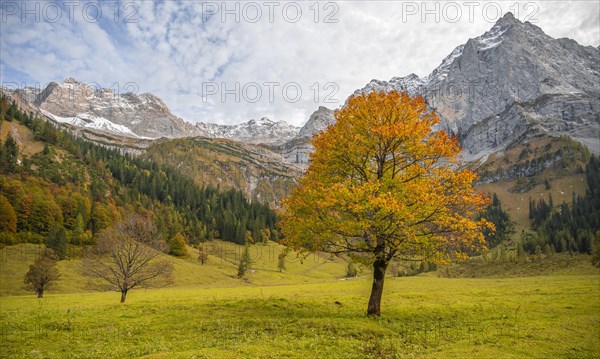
[526,156,600,255]
[0,95,278,251]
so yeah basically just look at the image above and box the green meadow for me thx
[1,243,599,358]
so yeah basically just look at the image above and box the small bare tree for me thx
[277,252,286,272]
[197,243,209,265]
[84,215,173,303]
[24,248,60,298]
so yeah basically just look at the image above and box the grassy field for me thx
[1,244,599,358]
[0,242,350,296]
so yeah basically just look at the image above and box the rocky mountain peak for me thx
[495,11,516,26]
[8,77,302,145]
[327,12,600,161]
[194,116,299,146]
[26,78,197,139]
[63,77,80,84]
[248,117,273,125]
[279,105,336,167]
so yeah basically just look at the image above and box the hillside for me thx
[474,135,592,228]
[0,241,352,296]
[0,95,278,248]
[144,137,301,205]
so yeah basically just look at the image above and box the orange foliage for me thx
[280,91,492,264]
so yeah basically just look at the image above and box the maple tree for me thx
[280,91,492,316]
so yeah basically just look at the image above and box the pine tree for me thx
[46,226,68,260]
[0,134,18,174]
[237,245,252,278]
[478,193,513,248]
[71,214,85,245]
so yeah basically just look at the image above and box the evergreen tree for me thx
[527,156,600,254]
[71,214,85,245]
[46,226,68,260]
[237,245,252,278]
[478,193,514,248]
[0,134,18,174]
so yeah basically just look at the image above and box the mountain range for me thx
[6,78,300,146]
[2,12,598,202]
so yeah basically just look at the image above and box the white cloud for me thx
[1,0,598,127]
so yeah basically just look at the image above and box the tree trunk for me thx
[37,290,43,298]
[120,290,127,303]
[367,258,387,316]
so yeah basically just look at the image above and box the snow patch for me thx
[42,110,140,138]
[476,24,509,51]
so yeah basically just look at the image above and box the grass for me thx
[0,242,349,296]
[1,275,599,358]
[439,253,599,278]
[477,174,587,231]
[0,120,45,158]
[1,244,599,358]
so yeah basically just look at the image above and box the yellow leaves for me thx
[279,90,492,262]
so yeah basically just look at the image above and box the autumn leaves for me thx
[279,91,492,315]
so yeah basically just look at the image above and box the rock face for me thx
[354,12,600,158]
[6,78,300,144]
[195,117,299,146]
[28,78,199,139]
[278,106,335,167]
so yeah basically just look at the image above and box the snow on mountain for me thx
[7,78,300,145]
[41,109,141,138]
[24,78,200,139]
[196,117,299,146]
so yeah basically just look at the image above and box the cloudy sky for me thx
[1,1,598,126]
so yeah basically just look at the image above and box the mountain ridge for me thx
[351,12,599,161]
[2,80,301,145]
